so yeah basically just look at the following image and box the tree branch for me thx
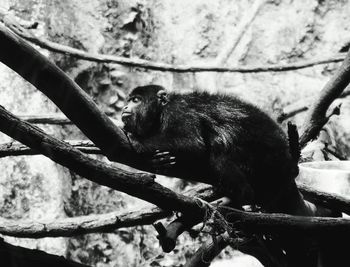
[1,184,350,239]
[0,208,167,238]
[0,238,90,267]
[0,105,208,216]
[0,15,345,73]
[19,114,73,125]
[17,114,123,127]
[277,90,350,123]
[298,182,350,215]
[0,23,133,163]
[299,49,350,147]
[0,140,101,157]
[225,207,350,238]
[0,185,216,238]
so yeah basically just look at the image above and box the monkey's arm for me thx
[128,133,210,181]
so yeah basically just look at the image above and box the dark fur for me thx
[123,85,304,213]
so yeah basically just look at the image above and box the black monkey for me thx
[121,85,310,215]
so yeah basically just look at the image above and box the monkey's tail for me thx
[287,121,301,165]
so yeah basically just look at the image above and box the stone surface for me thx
[1,0,350,266]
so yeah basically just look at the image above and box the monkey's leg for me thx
[208,153,255,207]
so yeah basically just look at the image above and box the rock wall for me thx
[0,0,350,266]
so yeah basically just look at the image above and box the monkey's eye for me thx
[130,96,141,103]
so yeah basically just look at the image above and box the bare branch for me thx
[0,15,345,73]
[0,208,167,238]
[0,105,207,215]
[17,114,123,127]
[277,102,309,123]
[19,114,73,125]
[1,182,349,239]
[0,140,101,157]
[0,23,137,165]
[0,185,216,238]
[299,50,350,147]
[277,90,350,123]
[298,182,350,215]
[225,207,350,237]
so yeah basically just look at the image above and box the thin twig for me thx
[19,114,73,125]
[17,114,123,126]
[0,13,344,73]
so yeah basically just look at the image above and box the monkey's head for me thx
[121,85,168,137]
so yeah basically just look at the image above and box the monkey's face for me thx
[122,93,161,137]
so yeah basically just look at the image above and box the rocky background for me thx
[0,0,349,266]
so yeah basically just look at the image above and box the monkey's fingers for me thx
[151,156,176,166]
[153,151,171,158]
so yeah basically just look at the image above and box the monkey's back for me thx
[162,91,297,204]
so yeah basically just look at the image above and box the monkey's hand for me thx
[150,150,176,175]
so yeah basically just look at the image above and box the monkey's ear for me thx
[157,90,168,106]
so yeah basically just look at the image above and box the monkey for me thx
[121,85,344,266]
[121,84,313,216]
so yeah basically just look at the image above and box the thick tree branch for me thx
[0,185,216,238]
[0,208,167,238]
[0,105,208,216]
[0,24,133,163]
[0,15,345,73]
[0,238,90,267]
[225,207,350,238]
[299,49,350,147]
[1,185,349,239]
[1,182,349,239]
